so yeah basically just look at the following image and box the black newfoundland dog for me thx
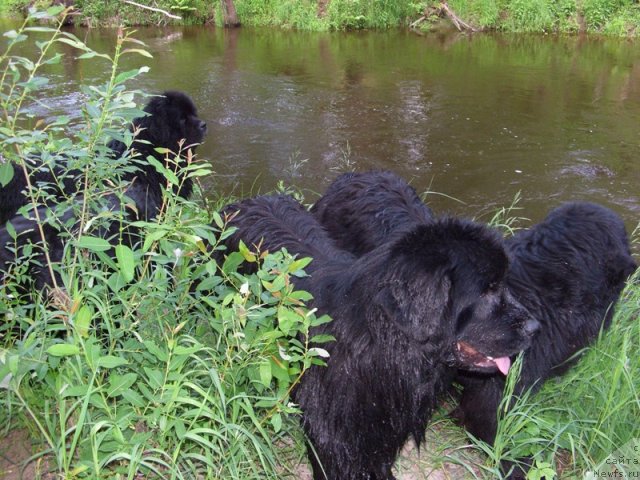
[219,194,538,480]
[0,90,206,225]
[453,201,637,477]
[0,91,207,288]
[312,171,637,478]
[311,170,434,256]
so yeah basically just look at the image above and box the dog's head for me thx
[375,219,539,376]
[135,91,207,154]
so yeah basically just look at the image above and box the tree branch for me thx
[440,2,478,32]
[122,0,182,20]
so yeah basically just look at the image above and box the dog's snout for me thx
[199,120,207,132]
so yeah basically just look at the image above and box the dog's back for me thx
[220,194,353,275]
[311,170,434,256]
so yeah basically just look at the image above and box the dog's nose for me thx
[524,319,540,336]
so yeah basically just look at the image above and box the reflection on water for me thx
[2,19,640,232]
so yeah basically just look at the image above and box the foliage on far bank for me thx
[1,0,640,35]
[237,0,640,35]
[1,6,639,480]
[0,0,216,26]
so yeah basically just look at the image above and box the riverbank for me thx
[1,0,639,35]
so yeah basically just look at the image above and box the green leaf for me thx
[45,5,65,16]
[115,244,135,282]
[77,51,97,60]
[221,251,245,273]
[77,235,111,252]
[277,306,302,335]
[270,358,290,382]
[62,384,90,397]
[144,367,164,390]
[3,31,27,43]
[97,356,128,369]
[42,52,62,65]
[142,229,167,252]
[311,314,333,327]
[84,337,102,370]
[107,373,138,397]
[88,392,108,410]
[20,76,48,90]
[121,389,145,407]
[270,413,282,433]
[266,274,286,293]
[111,425,126,445]
[55,37,87,49]
[47,344,80,357]
[73,305,92,338]
[85,102,100,119]
[147,155,179,184]
[0,162,14,187]
[114,67,148,85]
[173,345,201,356]
[5,221,16,241]
[238,240,257,262]
[259,361,272,388]
[211,211,224,229]
[144,340,168,362]
[107,271,127,293]
[309,347,330,358]
[310,334,335,344]
[288,256,312,273]
[122,48,153,58]
[173,419,187,439]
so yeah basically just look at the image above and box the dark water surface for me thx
[4,21,640,232]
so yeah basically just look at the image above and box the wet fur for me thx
[0,91,206,289]
[312,173,636,479]
[453,202,637,479]
[220,194,535,480]
[311,170,434,256]
[0,90,206,225]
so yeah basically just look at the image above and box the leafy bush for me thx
[325,0,414,30]
[504,0,556,32]
[582,0,630,28]
[0,8,326,478]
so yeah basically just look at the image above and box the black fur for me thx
[0,90,206,225]
[0,91,206,289]
[0,204,75,290]
[311,171,434,256]
[453,202,637,478]
[312,173,636,479]
[219,194,537,480]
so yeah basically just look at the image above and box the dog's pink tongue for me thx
[494,357,511,376]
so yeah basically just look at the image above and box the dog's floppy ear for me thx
[374,274,451,343]
[134,94,178,148]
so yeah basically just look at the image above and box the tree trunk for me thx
[221,0,241,27]
[318,0,330,18]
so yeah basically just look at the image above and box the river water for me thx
[4,22,640,232]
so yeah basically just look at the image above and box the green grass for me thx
[484,272,640,478]
[465,197,640,479]
[3,0,640,34]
